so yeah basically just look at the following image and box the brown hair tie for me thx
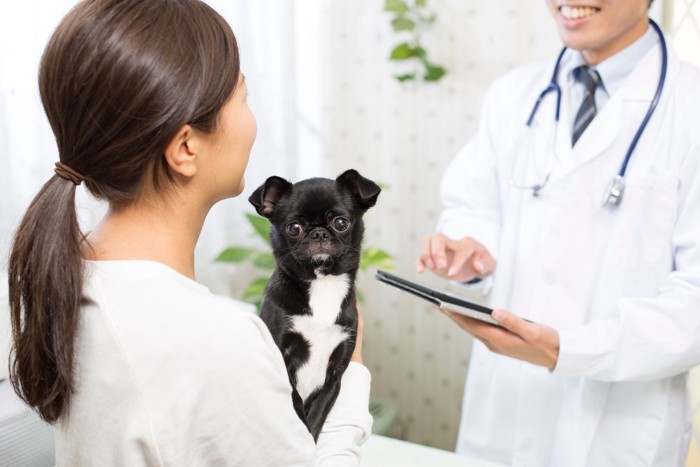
[54,161,84,186]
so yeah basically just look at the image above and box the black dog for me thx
[249,169,380,441]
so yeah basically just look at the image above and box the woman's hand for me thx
[351,305,364,364]
[416,232,496,283]
[444,309,560,370]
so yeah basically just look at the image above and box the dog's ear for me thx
[336,169,381,210]
[248,176,293,218]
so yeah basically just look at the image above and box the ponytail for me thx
[8,175,84,423]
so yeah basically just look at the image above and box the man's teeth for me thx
[560,6,598,20]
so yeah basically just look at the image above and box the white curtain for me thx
[0,2,85,381]
[0,1,72,266]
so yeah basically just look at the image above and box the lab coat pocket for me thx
[608,174,678,268]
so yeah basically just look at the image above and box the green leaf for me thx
[414,46,428,61]
[415,0,427,7]
[395,73,416,82]
[242,277,269,305]
[242,290,264,305]
[251,252,276,270]
[215,246,257,263]
[424,65,446,82]
[246,213,271,244]
[384,0,408,14]
[389,43,416,60]
[391,16,415,31]
[360,247,395,271]
[248,277,269,292]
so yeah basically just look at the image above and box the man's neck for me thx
[581,20,649,65]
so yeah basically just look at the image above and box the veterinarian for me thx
[7,0,371,465]
[417,0,700,466]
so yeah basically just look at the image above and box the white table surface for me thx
[362,435,507,467]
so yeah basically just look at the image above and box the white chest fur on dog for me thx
[292,273,350,402]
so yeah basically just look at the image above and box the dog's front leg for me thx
[303,375,342,441]
[281,331,312,426]
[303,340,354,441]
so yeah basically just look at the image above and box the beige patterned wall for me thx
[312,0,559,450]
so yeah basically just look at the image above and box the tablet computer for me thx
[375,270,501,326]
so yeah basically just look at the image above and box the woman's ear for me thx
[164,124,197,177]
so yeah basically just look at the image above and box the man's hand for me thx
[416,232,496,283]
[443,309,560,370]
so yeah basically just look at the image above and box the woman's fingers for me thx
[351,304,364,363]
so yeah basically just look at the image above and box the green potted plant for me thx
[385,0,447,83]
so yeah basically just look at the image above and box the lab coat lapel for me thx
[560,43,663,176]
[569,96,621,165]
[617,40,665,102]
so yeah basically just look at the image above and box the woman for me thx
[8,0,371,465]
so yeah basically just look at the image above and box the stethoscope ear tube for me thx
[617,19,668,180]
[526,48,567,127]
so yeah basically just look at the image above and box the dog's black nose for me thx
[310,228,330,241]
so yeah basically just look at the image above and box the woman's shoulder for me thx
[79,262,307,465]
[83,259,274,358]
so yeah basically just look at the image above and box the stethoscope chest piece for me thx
[602,175,625,207]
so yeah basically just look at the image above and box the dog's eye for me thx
[332,217,351,232]
[286,223,303,237]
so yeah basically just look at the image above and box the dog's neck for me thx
[307,273,351,325]
[277,258,359,284]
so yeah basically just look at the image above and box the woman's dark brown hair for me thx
[8,0,240,423]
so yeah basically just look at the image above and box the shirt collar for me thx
[564,25,659,96]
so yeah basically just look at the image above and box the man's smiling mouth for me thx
[560,5,600,20]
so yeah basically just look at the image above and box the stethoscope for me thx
[509,19,668,207]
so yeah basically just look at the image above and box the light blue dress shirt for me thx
[566,25,659,131]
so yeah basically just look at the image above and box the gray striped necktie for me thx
[572,65,601,146]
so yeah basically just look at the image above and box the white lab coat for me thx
[438,42,700,467]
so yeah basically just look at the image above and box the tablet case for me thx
[375,270,501,326]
